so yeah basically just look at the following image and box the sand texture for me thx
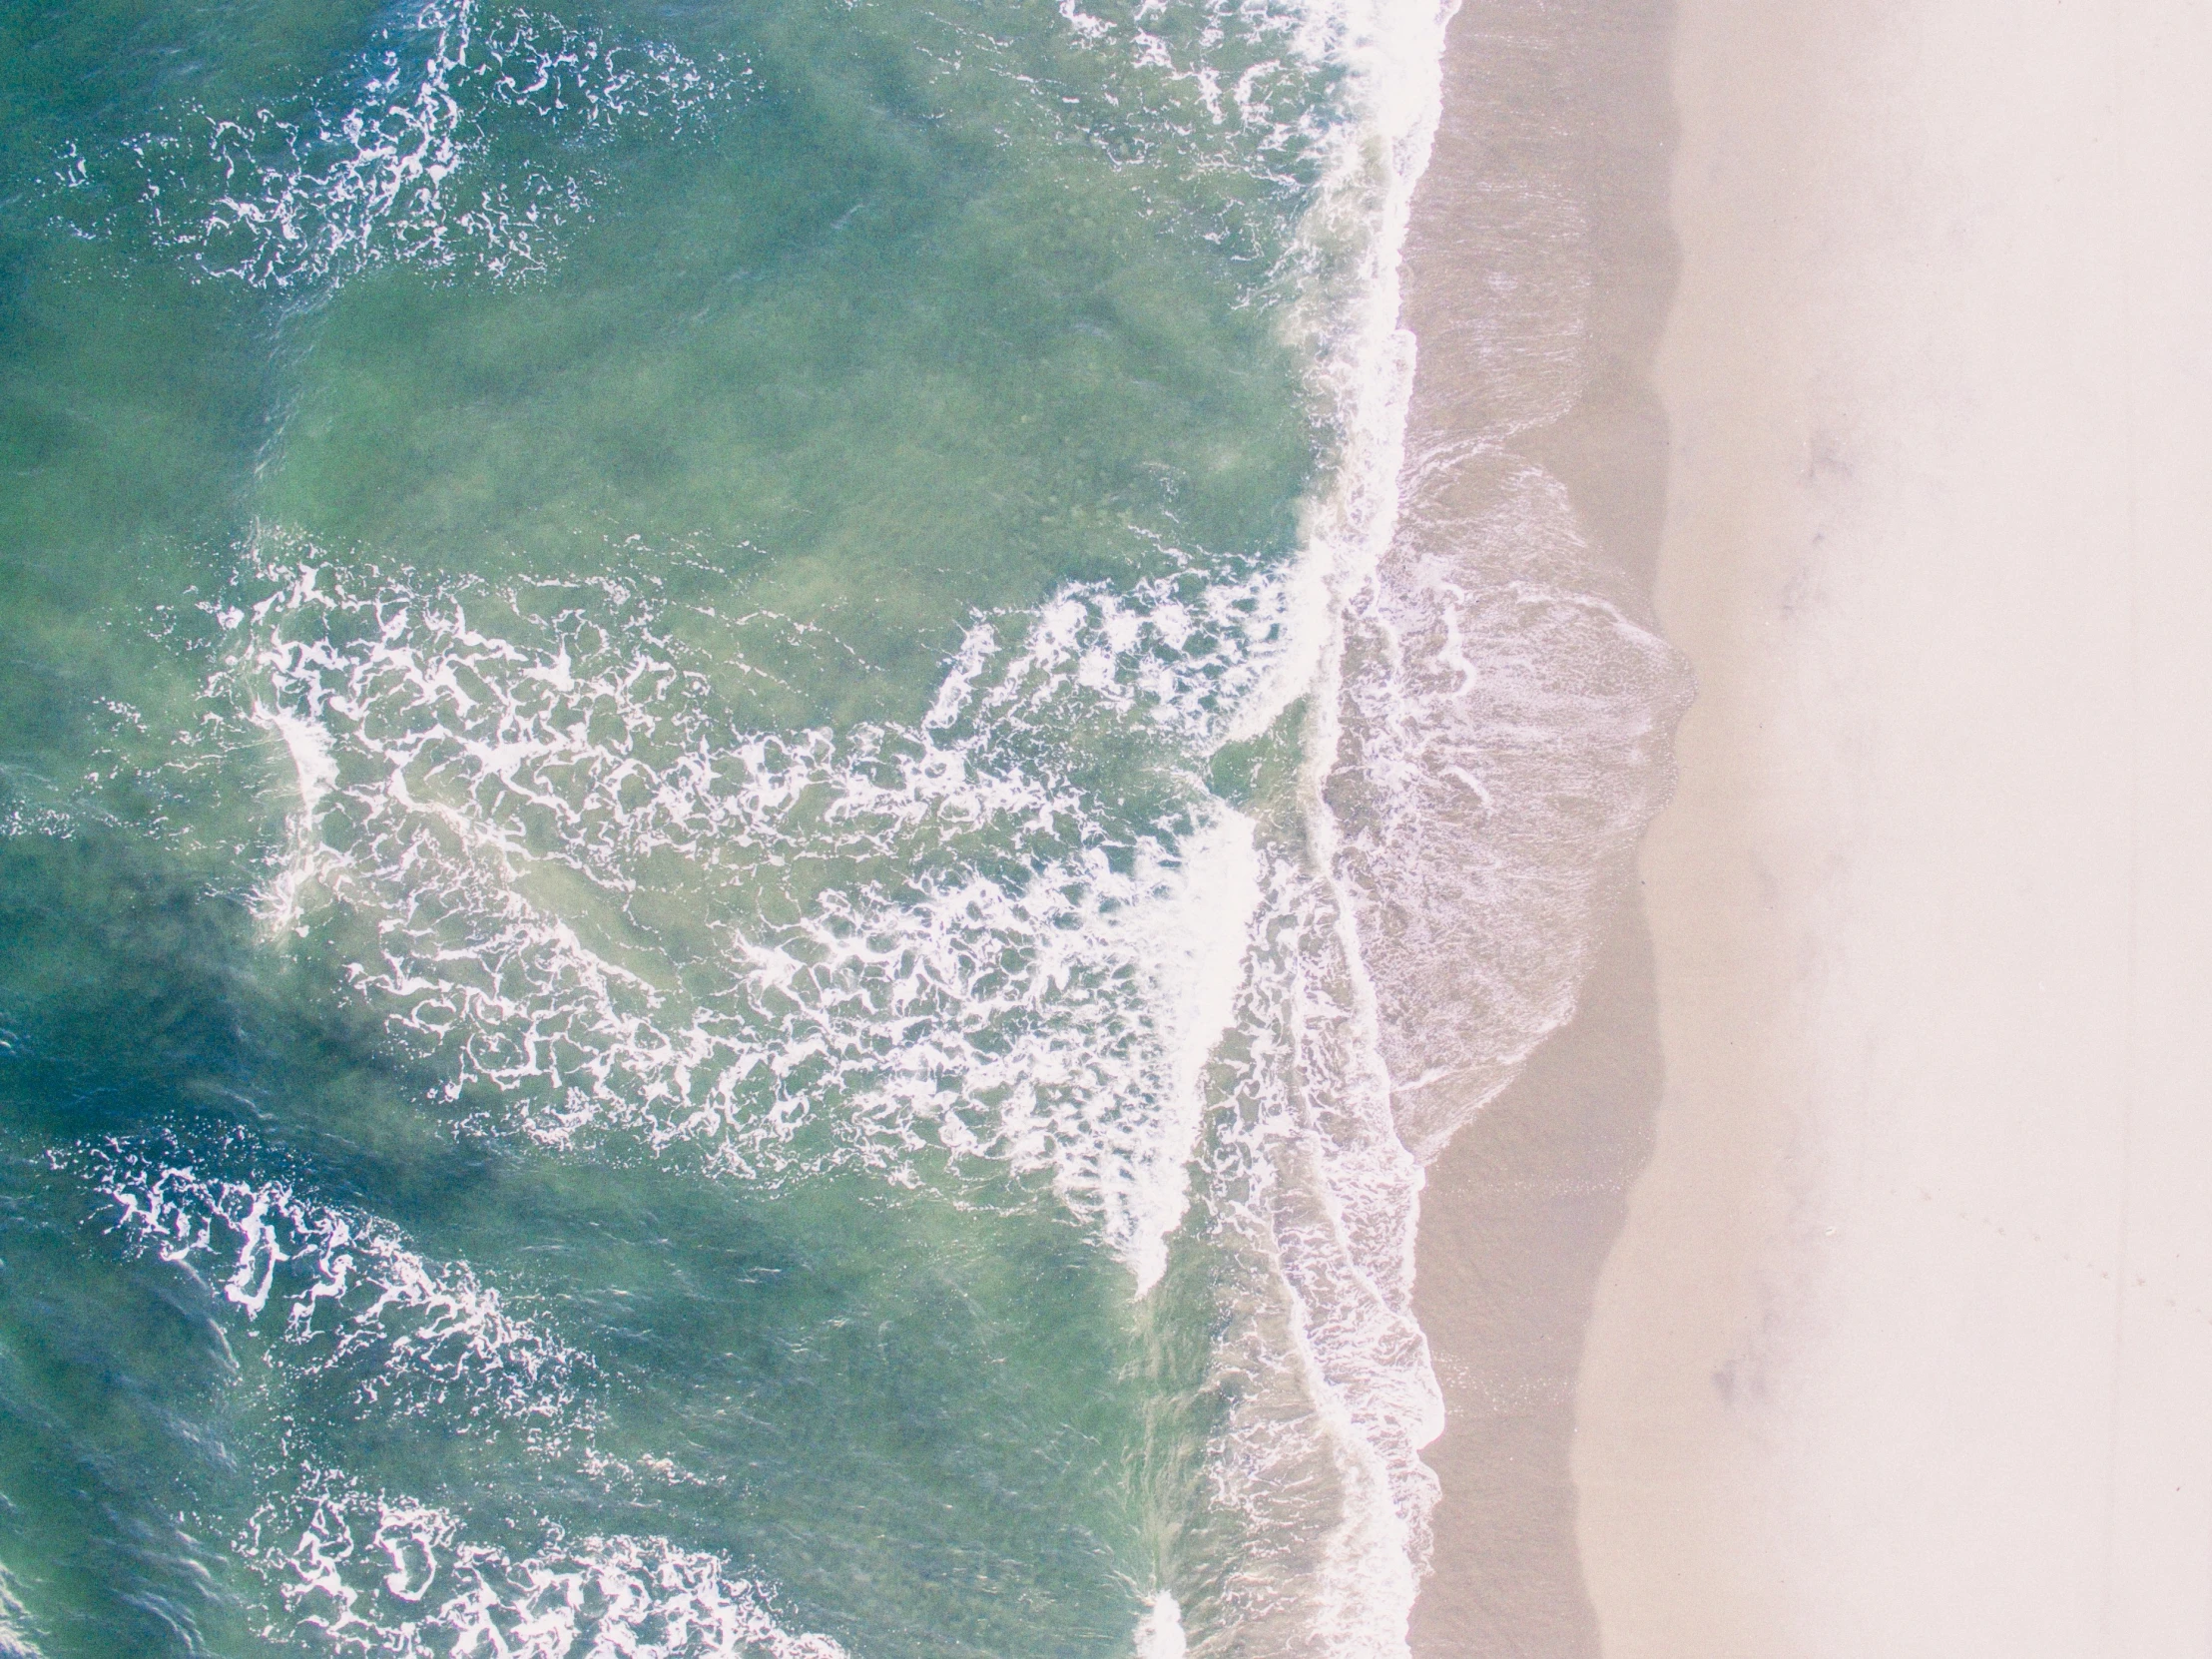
[1398,3,1678,1653]
[1574,1,2212,1655]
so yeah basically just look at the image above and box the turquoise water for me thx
[0,1,1486,1654]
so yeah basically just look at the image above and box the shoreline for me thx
[1576,2,2212,1653]
[1395,3,1679,1653]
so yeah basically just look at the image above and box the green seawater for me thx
[0,0,1403,1654]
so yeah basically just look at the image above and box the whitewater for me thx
[0,0,1688,1653]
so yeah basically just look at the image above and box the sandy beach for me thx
[1572,2,2212,1656]
[1410,0,2212,1653]
[1396,3,1677,1653]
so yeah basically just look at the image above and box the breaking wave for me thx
[11,0,1694,1649]
[50,0,744,289]
[60,1133,845,1657]
[216,548,1288,1292]
[246,1493,845,1659]
[67,1135,585,1427]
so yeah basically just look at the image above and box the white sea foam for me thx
[1033,0,1686,1648]
[98,0,1691,1647]
[1111,0,1464,1646]
[258,697,342,933]
[247,1483,845,1658]
[0,1563,45,1659]
[67,1137,584,1427]
[53,0,743,289]
[61,1138,841,1653]
[1135,1589,1189,1658]
[190,0,1500,1641]
[1174,839,1441,1658]
[1122,805,1262,1297]
[1335,545,1693,1159]
[214,549,1289,1291]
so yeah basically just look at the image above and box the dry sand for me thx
[1572,2,2212,1656]
[1406,0,2212,1653]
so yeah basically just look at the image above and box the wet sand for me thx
[1398,2,1677,1654]
[1407,893,1662,1656]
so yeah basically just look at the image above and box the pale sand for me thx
[1575,3,2212,1656]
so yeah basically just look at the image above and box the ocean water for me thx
[0,0,1686,1654]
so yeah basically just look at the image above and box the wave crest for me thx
[215,548,1290,1287]
[50,0,745,289]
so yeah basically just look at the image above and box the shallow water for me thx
[0,0,1684,1654]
